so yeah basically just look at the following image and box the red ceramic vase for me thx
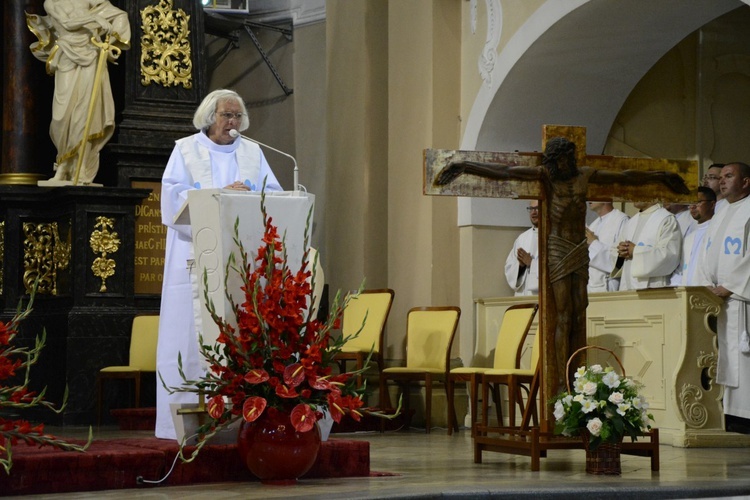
[237,407,321,484]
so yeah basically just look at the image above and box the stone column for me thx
[0,0,54,184]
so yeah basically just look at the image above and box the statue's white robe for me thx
[697,195,750,419]
[617,205,681,291]
[156,132,282,440]
[504,227,538,296]
[588,209,628,293]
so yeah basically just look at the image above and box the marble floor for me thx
[13,425,750,500]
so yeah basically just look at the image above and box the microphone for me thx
[229,129,300,193]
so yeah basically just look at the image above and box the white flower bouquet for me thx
[552,350,654,451]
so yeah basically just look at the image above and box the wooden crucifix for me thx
[424,125,698,432]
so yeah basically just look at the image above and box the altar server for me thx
[586,202,629,293]
[614,201,681,291]
[698,162,750,430]
[505,200,539,296]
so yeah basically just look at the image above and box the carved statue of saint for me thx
[27,0,130,185]
[435,137,690,392]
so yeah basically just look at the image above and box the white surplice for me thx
[617,204,681,291]
[697,195,750,419]
[156,131,282,440]
[504,227,539,296]
[673,219,710,286]
[588,209,629,293]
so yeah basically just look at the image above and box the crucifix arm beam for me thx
[585,155,698,202]
[435,161,542,186]
[587,167,690,194]
[424,149,544,199]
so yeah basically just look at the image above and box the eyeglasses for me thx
[703,175,720,181]
[218,112,244,120]
[526,206,539,212]
[688,199,709,206]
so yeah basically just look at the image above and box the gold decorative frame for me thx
[140,0,193,88]
[90,216,121,292]
[22,222,71,295]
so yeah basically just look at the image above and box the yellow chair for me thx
[481,324,541,429]
[97,315,159,424]
[447,303,537,435]
[336,289,395,387]
[379,306,461,433]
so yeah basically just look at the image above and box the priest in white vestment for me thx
[156,89,283,440]
[614,202,681,291]
[697,162,750,425]
[586,202,628,293]
[504,200,539,296]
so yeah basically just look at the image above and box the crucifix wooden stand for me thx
[425,125,697,465]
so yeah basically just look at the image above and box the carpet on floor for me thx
[0,437,370,496]
[111,407,413,433]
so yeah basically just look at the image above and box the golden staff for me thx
[73,35,120,186]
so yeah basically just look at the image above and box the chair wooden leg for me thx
[96,376,103,426]
[134,373,142,409]
[447,376,455,435]
[507,376,516,427]
[424,374,432,434]
[481,375,490,427]
[491,383,503,426]
[469,374,479,437]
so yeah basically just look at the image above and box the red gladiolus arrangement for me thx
[0,291,91,474]
[167,193,384,459]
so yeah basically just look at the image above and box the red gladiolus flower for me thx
[242,397,267,422]
[283,363,305,388]
[290,403,317,432]
[244,369,270,384]
[207,396,225,419]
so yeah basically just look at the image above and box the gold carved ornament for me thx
[90,216,121,293]
[140,0,193,88]
[22,222,71,295]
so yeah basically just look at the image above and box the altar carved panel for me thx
[475,286,726,447]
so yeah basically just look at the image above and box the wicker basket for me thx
[581,430,622,475]
[567,345,625,476]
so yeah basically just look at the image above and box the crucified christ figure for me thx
[435,137,690,393]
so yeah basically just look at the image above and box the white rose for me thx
[590,364,603,374]
[608,391,624,405]
[587,417,603,436]
[583,381,598,396]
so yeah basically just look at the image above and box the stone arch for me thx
[462,0,748,154]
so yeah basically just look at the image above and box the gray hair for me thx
[192,89,250,131]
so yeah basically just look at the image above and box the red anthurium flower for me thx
[276,384,299,399]
[242,396,267,422]
[283,363,305,388]
[244,368,270,384]
[290,403,317,432]
[207,395,225,419]
[327,392,346,423]
[309,376,332,390]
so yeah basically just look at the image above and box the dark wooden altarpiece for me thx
[0,0,207,424]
